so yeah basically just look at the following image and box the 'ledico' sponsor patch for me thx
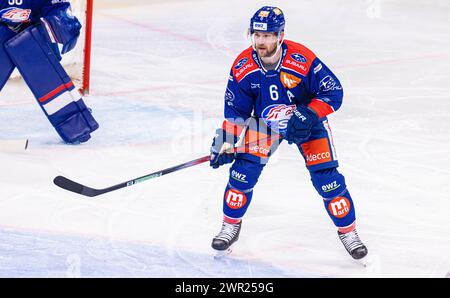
[301,138,332,166]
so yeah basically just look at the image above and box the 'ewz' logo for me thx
[231,170,247,183]
[321,181,341,193]
[253,22,268,31]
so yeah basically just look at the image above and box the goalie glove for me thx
[41,7,81,54]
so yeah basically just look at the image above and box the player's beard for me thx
[256,43,277,58]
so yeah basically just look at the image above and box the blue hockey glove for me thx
[284,105,318,145]
[210,128,238,169]
[42,8,81,54]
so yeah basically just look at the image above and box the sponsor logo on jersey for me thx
[0,8,31,23]
[281,72,301,89]
[231,170,247,183]
[225,88,235,102]
[321,181,341,193]
[253,22,268,31]
[290,53,307,63]
[234,58,248,70]
[248,144,270,157]
[225,189,247,209]
[234,61,256,80]
[250,83,260,89]
[261,104,296,134]
[301,138,333,166]
[284,58,308,74]
[319,75,342,92]
[328,196,351,218]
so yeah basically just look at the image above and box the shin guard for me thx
[4,25,98,143]
[310,168,356,231]
[222,158,265,220]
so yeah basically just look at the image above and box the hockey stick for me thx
[53,135,279,197]
[0,139,28,152]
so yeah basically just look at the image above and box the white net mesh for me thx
[62,0,88,91]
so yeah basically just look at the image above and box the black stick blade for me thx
[53,176,100,197]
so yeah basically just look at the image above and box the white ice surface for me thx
[0,0,450,277]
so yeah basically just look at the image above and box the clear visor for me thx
[249,30,284,52]
[249,31,279,44]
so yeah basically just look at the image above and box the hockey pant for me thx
[221,119,356,232]
[2,24,98,144]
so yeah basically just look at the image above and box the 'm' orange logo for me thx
[225,189,247,209]
[280,72,301,89]
[328,196,351,218]
[301,138,332,166]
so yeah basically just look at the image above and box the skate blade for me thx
[360,253,380,271]
[213,247,233,259]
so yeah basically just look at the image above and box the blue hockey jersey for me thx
[224,40,343,135]
[0,0,70,32]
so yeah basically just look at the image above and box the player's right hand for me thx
[210,128,236,169]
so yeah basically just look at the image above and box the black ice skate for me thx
[338,229,368,260]
[211,221,241,255]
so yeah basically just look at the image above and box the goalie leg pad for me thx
[310,167,356,230]
[222,158,266,220]
[4,25,98,144]
[0,26,16,91]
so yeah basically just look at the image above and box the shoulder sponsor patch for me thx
[290,53,307,63]
[283,57,308,75]
[234,58,248,70]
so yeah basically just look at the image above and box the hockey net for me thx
[9,0,93,95]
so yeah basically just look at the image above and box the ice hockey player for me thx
[0,0,98,144]
[210,6,368,260]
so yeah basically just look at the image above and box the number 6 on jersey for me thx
[269,84,279,101]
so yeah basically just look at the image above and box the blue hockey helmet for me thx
[249,6,285,35]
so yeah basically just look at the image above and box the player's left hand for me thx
[284,105,318,144]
